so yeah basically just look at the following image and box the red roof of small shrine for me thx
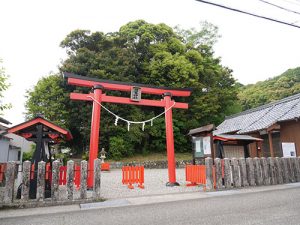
[7,116,73,141]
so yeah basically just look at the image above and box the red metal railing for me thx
[30,164,80,188]
[122,166,144,189]
[0,163,7,184]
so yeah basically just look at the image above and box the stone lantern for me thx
[100,148,107,163]
[99,148,110,171]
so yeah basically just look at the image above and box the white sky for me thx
[1,0,300,125]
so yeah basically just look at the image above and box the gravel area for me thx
[100,168,202,199]
[1,168,202,202]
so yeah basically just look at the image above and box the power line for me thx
[258,0,300,16]
[195,0,300,29]
[278,0,300,7]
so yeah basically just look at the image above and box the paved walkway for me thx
[1,182,299,219]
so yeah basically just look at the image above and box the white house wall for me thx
[0,138,9,162]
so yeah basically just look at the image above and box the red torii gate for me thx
[64,72,192,187]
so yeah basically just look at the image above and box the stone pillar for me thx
[268,157,277,185]
[224,158,231,188]
[260,158,270,185]
[274,157,283,184]
[36,161,46,201]
[287,158,295,183]
[67,160,74,200]
[93,158,101,199]
[214,158,222,190]
[51,160,60,201]
[254,157,263,186]
[21,161,31,200]
[281,158,289,183]
[291,158,299,182]
[295,157,300,182]
[80,160,88,199]
[246,158,255,186]
[3,162,16,204]
[232,158,241,188]
[239,158,248,187]
[205,157,214,191]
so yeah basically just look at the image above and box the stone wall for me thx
[0,159,102,208]
[205,157,300,191]
[109,159,204,169]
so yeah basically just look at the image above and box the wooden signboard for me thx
[193,136,211,158]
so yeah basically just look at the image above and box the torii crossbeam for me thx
[64,72,192,187]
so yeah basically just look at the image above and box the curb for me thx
[0,182,299,219]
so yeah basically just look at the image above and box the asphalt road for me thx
[1,187,300,225]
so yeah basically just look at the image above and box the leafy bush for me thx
[22,149,34,162]
[55,153,70,165]
[22,144,35,162]
[109,136,134,160]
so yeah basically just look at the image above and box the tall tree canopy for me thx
[26,20,238,159]
[0,59,11,114]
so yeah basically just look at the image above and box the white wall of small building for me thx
[0,137,10,162]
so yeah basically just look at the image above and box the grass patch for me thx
[106,152,192,163]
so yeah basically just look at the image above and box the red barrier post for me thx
[138,166,144,189]
[122,166,144,189]
[74,165,81,189]
[128,166,134,189]
[59,166,67,185]
[0,164,6,184]
[186,165,207,186]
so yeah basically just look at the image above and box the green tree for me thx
[0,59,11,114]
[238,67,300,110]
[26,20,238,159]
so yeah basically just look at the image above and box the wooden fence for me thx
[205,157,300,191]
[0,159,102,207]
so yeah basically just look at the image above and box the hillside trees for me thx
[238,67,300,110]
[0,59,11,114]
[25,20,238,158]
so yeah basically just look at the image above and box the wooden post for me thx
[210,133,215,160]
[36,161,46,201]
[51,160,60,201]
[67,160,74,200]
[224,158,232,188]
[268,132,274,157]
[80,160,88,199]
[21,161,31,200]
